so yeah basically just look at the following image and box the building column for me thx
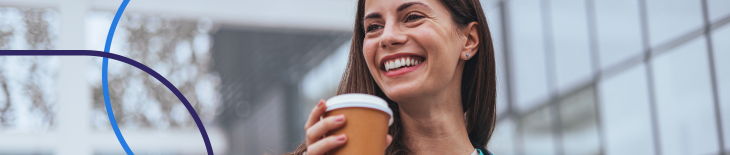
[55,0,92,154]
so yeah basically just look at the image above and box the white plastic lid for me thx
[326,93,394,126]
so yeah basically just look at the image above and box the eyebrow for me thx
[364,13,382,21]
[397,2,430,12]
[363,2,432,22]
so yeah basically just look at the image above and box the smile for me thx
[380,54,426,77]
[384,57,422,72]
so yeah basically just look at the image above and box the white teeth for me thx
[387,61,393,71]
[384,57,423,72]
[388,61,395,70]
[384,61,389,71]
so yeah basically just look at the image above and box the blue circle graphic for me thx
[101,0,214,154]
[0,0,215,154]
[0,50,215,155]
[103,0,133,154]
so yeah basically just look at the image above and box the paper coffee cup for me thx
[325,93,393,155]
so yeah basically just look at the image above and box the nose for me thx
[379,23,407,48]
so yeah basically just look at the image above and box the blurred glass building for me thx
[0,0,728,155]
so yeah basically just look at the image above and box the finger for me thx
[386,134,393,147]
[305,99,327,129]
[306,114,346,142]
[306,134,347,155]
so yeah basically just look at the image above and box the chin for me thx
[381,81,425,103]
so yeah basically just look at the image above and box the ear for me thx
[461,22,479,60]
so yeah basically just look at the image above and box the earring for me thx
[466,53,471,58]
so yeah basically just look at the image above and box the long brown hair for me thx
[292,0,496,154]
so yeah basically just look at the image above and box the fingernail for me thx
[316,100,324,107]
[337,134,346,141]
[334,115,345,123]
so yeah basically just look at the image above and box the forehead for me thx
[364,0,441,13]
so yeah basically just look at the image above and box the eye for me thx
[366,24,383,32]
[404,13,425,22]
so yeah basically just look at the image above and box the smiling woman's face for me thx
[362,0,469,102]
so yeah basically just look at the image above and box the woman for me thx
[294,0,496,154]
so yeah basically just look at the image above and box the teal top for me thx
[477,148,493,155]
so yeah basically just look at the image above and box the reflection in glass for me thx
[711,24,730,152]
[652,37,720,155]
[599,64,655,155]
[520,105,556,155]
[558,86,600,155]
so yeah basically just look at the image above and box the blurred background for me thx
[0,0,728,154]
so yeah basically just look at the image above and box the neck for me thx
[396,68,474,155]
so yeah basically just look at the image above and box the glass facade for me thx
[599,64,656,155]
[86,12,220,130]
[714,23,730,151]
[487,0,730,154]
[0,7,59,132]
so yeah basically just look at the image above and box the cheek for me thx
[413,23,448,49]
[363,39,378,57]
[362,39,380,72]
[412,24,455,60]
[411,23,461,80]
[411,27,438,44]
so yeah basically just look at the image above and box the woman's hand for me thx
[303,99,393,155]
[304,99,347,154]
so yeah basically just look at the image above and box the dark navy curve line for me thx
[0,50,214,155]
[103,0,133,154]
